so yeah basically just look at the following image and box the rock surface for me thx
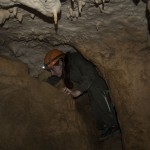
[0,0,150,149]
[0,55,94,150]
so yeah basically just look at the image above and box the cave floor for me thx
[93,135,123,150]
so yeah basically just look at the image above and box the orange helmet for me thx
[43,49,65,70]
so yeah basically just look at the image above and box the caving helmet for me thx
[42,49,65,70]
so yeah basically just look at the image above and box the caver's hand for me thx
[63,87,82,98]
[70,90,82,98]
[63,87,72,95]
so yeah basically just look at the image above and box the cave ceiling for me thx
[0,0,148,42]
[0,0,149,76]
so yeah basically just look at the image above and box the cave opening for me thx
[43,46,123,149]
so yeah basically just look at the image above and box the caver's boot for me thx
[98,126,121,142]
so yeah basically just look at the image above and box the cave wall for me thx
[0,55,94,150]
[69,35,150,149]
[0,0,150,149]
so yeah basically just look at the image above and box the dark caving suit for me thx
[67,52,118,130]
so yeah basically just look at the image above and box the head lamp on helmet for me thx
[43,49,65,70]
